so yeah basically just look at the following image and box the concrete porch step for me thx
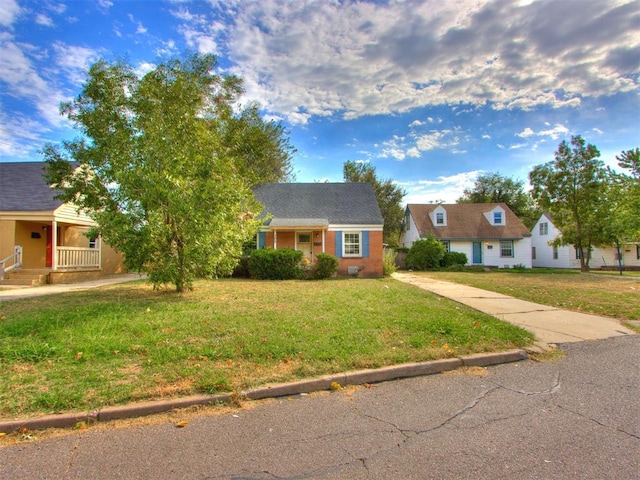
[0,270,50,287]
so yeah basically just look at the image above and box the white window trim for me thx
[342,231,362,258]
[500,240,514,258]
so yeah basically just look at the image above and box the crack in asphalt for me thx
[552,403,640,441]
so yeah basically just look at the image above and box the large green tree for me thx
[529,135,609,272]
[606,148,640,271]
[43,54,293,292]
[457,172,539,228]
[343,160,405,246]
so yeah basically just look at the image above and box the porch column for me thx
[51,219,58,270]
[98,235,102,270]
[322,230,325,253]
[273,229,277,249]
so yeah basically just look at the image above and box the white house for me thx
[400,203,533,268]
[531,213,640,269]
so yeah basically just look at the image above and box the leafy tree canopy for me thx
[343,160,405,246]
[529,135,608,271]
[609,148,640,243]
[43,53,294,292]
[457,172,539,228]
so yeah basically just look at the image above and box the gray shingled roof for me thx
[253,183,384,226]
[408,203,531,240]
[0,162,64,211]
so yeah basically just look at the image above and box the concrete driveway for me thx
[393,272,636,349]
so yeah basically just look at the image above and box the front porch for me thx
[0,219,105,286]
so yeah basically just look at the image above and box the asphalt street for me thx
[1,335,638,479]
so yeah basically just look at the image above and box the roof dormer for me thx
[429,205,447,227]
[484,205,506,226]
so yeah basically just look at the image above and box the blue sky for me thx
[1,0,639,203]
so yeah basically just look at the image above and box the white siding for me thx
[401,213,422,248]
[449,239,532,268]
[54,203,95,226]
[531,215,640,269]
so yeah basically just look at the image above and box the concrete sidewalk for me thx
[393,272,636,349]
[0,273,145,301]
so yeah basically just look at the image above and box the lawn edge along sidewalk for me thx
[0,350,527,434]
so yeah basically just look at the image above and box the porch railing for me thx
[0,245,22,280]
[56,247,100,270]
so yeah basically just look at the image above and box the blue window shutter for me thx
[362,231,369,258]
[258,232,266,249]
[335,231,342,258]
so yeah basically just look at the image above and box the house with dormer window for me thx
[400,203,532,268]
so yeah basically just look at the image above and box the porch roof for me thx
[267,217,329,229]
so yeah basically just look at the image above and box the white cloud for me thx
[53,42,100,85]
[592,127,604,134]
[97,0,113,11]
[414,129,461,152]
[172,0,640,123]
[403,171,482,204]
[516,127,534,138]
[407,147,421,158]
[35,13,54,27]
[537,123,570,140]
[0,0,20,27]
[135,61,156,77]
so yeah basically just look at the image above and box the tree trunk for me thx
[616,240,623,276]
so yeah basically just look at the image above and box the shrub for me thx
[249,249,304,280]
[312,253,339,279]
[440,251,468,268]
[231,255,251,278]
[383,248,398,276]
[405,236,445,270]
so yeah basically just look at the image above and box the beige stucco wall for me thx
[63,225,92,247]
[101,242,126,274]
[15,221,48,269]
[0,219,17,261]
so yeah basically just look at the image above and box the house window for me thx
[440,240,450,252]
[436,212,444,225]
[637,245,640,260]
[89,237,97,249]
[494,212,503,224]
[532,247,536,260]
[343,232,361,257]
[500,240,514,258]
[298,234,311,243]
[539,222,548,235]
[553,246,558,260]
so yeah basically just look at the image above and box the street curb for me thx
[0,349,527,434]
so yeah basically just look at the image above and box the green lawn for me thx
[412,270,640,323]
[0,278,533,418]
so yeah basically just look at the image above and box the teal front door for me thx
[472,241,483,264]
